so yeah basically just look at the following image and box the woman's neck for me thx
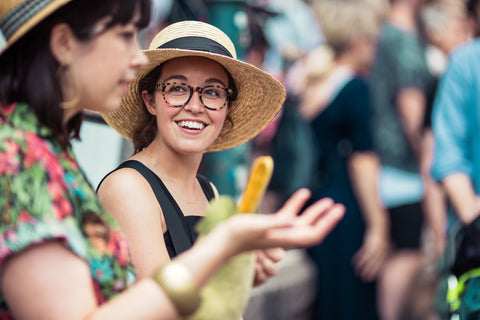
[134,142,209,212]
[134,142,202,189]
[335,55,358,72]
[388,1,418,32]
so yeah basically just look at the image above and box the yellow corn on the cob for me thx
[238,156,274,214]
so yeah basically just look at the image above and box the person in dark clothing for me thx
[302,2,389,319]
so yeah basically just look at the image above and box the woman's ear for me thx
[227,101,233,114]
[142,90,157,116]
[50,23,75,65]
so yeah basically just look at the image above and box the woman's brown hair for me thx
[0,0,151,141]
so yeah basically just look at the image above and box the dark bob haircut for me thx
[0,0,151,141]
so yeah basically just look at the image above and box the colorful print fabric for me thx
[0,103,135,317]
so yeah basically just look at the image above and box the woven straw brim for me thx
[101,49,286,152]
[1,0,72,54]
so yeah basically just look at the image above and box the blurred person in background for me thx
[418,0,470,264]
[396,1,472,318]
[368,0,436,319]
[429,0,480,315]
[299,1,389,319]
[259,0,325,212]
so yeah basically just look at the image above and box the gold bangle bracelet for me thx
[153,261,201,316]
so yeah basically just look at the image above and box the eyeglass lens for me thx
[162,82,229,110]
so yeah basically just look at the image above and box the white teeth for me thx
[177,121,205,130]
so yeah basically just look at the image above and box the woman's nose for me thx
[183,90,205,113]
[131,41,148,69]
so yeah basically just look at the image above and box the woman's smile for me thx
[176,120,207,131]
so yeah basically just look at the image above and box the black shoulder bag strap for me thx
[107,160,192,256]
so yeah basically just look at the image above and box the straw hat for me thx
[101,20,286,152]
[0,0,72,55]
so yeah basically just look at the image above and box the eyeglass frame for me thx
[155,82,234,111]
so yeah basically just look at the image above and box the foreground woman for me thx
[0,1,344,319]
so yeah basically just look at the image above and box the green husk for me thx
[195,196,238,235]
[185,196,256,320]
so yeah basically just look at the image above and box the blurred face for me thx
[440,16,470,54]
[143,56,230,155]
[425,8,470,54]
[353,35,378,74]
[63,18,147,118]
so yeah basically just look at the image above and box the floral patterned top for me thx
[0,103,135,318]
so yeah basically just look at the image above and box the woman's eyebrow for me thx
[163,75,187,82]
[162,75,227,87]
[205,78,227,87]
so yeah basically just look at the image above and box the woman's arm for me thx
[396,87,427,160]
[2,188,344,320]
[348,151,390,282]
[97,168,171,279]
[441,173,480,224]
[1,239,189,320]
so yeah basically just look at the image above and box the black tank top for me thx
[98,160,215,258]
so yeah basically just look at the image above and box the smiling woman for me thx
[97,21,287,281]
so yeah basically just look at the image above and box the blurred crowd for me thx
[140,0,480,319]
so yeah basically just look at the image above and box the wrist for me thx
[366,219,390,237]
[206,218,239,259]
[152,261,201,317]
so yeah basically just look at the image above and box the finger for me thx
[353,251,373,280]
[257,251,279,277]
[253,259,268,287]
[276,188,312,219]
[267,203,345,248]
[353,247,371,268]
[353,249,385,282]
[303,203,345,245]
[294,197,336,225]
[358,259,382,282]
[263,247,285,263]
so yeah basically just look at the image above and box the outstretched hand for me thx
[221,188,345,255]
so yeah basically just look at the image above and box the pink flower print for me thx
[117,237,130,267]
[112,279,125,292]
[108,231,130,266]
[24,132,57,169]
[60,198,72,215]
[51,198,72,220]
[92,280,106,305]
[0,242,11,259]
[24,133,65,181]
[5,229,18,243]
[62,150,79,170]
[0,234,12,258]
[45,157,66,182]
[48,180,66,200]
[48,181,72,220]
[2,103,15,116]
[18,211,34,224]
[0,140,20,175]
